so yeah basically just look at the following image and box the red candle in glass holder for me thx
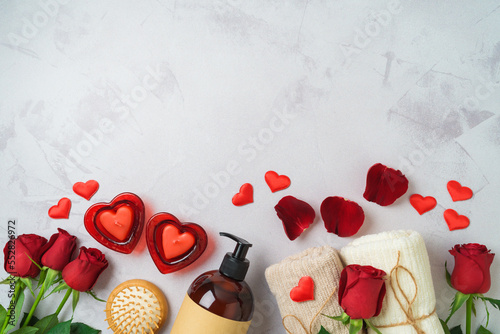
[84,192,145,254]
[146,212,208,274]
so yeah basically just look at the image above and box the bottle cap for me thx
[219,232,252,281]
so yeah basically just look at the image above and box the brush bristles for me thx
[107,285,164,334]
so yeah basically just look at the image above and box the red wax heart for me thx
[162,225,196,260]
[100,206,134,242]
[73,180,99,200]
[447,180,473,202]
[290,276,315,302]
[444,209,470,231]
[265,171,291,193]
[48,198,72,219]
[232,183,253,206]
[146,212,207,274]
[409,194,437,215]
[84,193,145,254]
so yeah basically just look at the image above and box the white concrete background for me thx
[1,0,499,333]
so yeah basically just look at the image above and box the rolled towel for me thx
[265,246,349,334]
[340,230,444,334]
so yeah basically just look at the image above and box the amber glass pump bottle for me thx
[170,232,254,334]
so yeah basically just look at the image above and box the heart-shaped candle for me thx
[162,225,196,260]
[84,192,145,254]
[146,212,207,274]
[100,206,134,242]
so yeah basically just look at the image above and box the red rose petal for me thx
[275,196,315,241]
[363,163,408,206]
[320,196,365,237]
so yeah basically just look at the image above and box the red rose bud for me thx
[363,163,408,206]
[62,247,108,292]
[41,228,77,271]
[275,196,315,241]
[449,243,494,294]
[3,234,48,278]
[339,264,386,319]
[321,197,365,237]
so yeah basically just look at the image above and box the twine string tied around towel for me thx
[376,251,436,334]
[282,286,337,334]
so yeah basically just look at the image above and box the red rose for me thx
[449,243,495,294]
[62,247,108,292]
[339,264,387,319]
[41,228,77,271]
[3,234,48,278]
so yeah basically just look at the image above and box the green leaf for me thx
[440,318,451,334]
[365,320,382,334]
[42,269,60,296]
[37,270,47,289]
[322,315,345,321]
[71,291,80,314]
[33,314,59,334]
[323,311,350,325]
[5,285,25,333]
[322,312,351,326]
[20,312,40,327]
[445,262,453,288]
[471,297,477,317]
[70,322,100,334]
[349,319,363,334]
[44,283,69,300]
[85,291,105,303]
[8,326,39,334]
[0,305,7,328]
[450,325,463,334]
[25,253,42,271]
[0,276,15,285]
[19,278,35,297]
[480,297,490,327]
[483,297,500,310]
[477,325,492,334]
[446,291,470,323]
[317,326,331,334]
[47,320,71,334]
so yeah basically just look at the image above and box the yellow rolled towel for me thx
[340,230,444,334]
[265,246,349,334]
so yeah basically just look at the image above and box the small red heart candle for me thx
[84,192,145,254]
[146,212,208,274]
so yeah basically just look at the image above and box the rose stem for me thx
[22,283,45,327]
[0,279,24,334]
[466,295,473,334]
[55,288,73,317]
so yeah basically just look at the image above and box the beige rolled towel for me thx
[265,246,349,334]
[340,230,444,334]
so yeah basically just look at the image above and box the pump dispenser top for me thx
[170,231,254,334]
[219,232,252,281]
